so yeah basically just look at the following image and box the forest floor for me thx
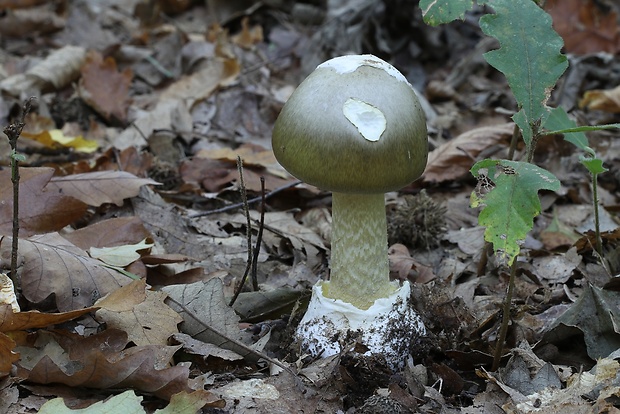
[2,0,620,413]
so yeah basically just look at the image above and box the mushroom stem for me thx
[324,192,397,309]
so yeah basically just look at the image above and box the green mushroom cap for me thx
[272,54,428,194]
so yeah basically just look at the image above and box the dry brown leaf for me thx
[388,243,436,283]
[0,45,85,95]
[579,84,620,113]
[160,57,240,107]
[231,17,264,49]
[95,279,182,346]
[545,0,620,55]
[16,329,190,400]
[0,233,133,312]
[79,50,133,122]
[63,217,151,250]
[113,99,193,149]
[163,278,256,358]
[0,331,18,377]
[0,305,96,332]
[47,171,160,207]
[423,123,513,183]
[0,167,87,237]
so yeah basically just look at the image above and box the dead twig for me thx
[189,179,302,218]
[166,295,304,388]
[230,157,255,306]
[4,97,35,284]
[250,176,266,291]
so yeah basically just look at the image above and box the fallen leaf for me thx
[0,332,18,377]
[0,167,87,237]
[21,129,99,153]
[79,50,133,122]
[95,279,182,346]
[0,304,96,332]
[0,45,85,95]
[160,57,240,107]
[163,278,255,359]
[579,84,620,113]
[539,283,620,361]
[423,123,513,183]
[90,239,153,267]
[545,0,620,55]
[47,171,160,207]
[63,217,151,250]
[39,390,143,414]
[171,332,243,361]
[530,247,581,284]
[388,243,436,283]
[1,233,133,311]
[16,329,190,400]
[155,389,225,413]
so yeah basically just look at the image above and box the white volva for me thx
[298,281,425,369]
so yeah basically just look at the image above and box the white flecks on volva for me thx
[317,54,409,84]
[343,98,386,142]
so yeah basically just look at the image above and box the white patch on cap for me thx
[318,54,409,83]
[343,98,386,142]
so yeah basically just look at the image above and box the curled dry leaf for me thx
[95,279,182,346]
[47,171,160,207]
[1,233,132,312]
[0,45,85,95]
[388,243,436,283]
[0,304,96,332]
[579,84,620,113]
[15,329,190,400]
[423,123,514,183]
[0,167,87,237]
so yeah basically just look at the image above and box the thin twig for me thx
[4,97,35,284]
[189,180,302,218]
[166,296,302,384]
[251,177,266,291]
[230,157,253,306]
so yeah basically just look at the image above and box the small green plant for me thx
[420,0,619,369]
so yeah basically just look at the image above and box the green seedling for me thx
[421,0,620,369]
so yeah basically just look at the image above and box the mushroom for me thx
[272,54,428,369]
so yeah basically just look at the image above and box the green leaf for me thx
[420,0,474,25]
[471,159,560,265]
[580,157,608,175]
[512,109,533,150]
[480,0,568,126]
[543,106,593,155]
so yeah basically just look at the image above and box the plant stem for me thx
[325,192,395,309]
[591,172,603,257]
[492,260,517,371]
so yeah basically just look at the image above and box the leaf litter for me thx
[1,0,620,412]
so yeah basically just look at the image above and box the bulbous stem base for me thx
[296,281,426,371]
